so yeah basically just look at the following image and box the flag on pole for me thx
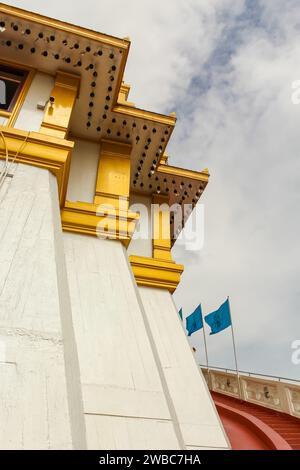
[204,299,232,335]
[186,305,203,337]
[178,308,183,321]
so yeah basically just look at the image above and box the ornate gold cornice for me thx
[118,82,135,107]
[0,126,73,206]
[157,164,210,183]
[0,3,130,50]
[0,3,176,161]
[112,104,177,127]
[61,201,139,248]
[129,255,184,293]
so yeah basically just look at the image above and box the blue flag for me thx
[178,308,183,321]
[205,299,232,335]
[186,305,203,337]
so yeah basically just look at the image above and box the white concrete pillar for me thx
[0,163,86,449]
[63,234,182,450]
[138,286,230,450]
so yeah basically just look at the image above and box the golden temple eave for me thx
[0,2,176,174]
[0,3,131,50]
[112,104,177,127]
[0,2,210,245]
[0,3,175,134]
[157,164,210,183]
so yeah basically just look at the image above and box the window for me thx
[0,64,28,113]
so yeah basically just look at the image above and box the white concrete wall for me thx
[0,163,86,449]
[63,234,182,450]
[0,116,7,126]
[66,139,100,204]
[15,72,54,132]
[139,286,230,450]
[0,72,52,131]
[128,194,153,258]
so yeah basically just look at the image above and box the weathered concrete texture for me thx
[63,234,181,450]
[0,164,85,449]
[139,287,230,450]
[14,72,54,132]
[0,161,229,450]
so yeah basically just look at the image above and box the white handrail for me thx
[200,366,300,419]
[200,364,300,384]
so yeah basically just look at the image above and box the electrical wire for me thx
[0,130,30,206]
[0,129,9,189]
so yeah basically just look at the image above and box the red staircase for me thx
[212,392,300,450]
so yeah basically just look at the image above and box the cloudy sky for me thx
[6,0,300,380]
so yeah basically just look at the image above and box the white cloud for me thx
[171,0,300,379]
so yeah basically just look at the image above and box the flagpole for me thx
[227,297,242,400]
[200,305,211,389]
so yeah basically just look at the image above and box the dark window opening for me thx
[0,64,28,112]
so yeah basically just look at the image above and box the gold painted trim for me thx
[61,201,139,248]
[159,154,169,165]
[40,70,81,139]
[0,126,73,206]
[0,3,130,50]
[7,69,35,127]
[129,255,184,293]
[118,82,135,107]
[100,138,132,156]
[152,193,173,262]
[112,104,177,127]
[157,164,210,182]
[0,110,10,119]
[0,4,176,134]
[0,4,131,131]
[94,139,132,209]
[120,83,131,101]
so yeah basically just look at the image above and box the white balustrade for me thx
[201,367,300,419]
